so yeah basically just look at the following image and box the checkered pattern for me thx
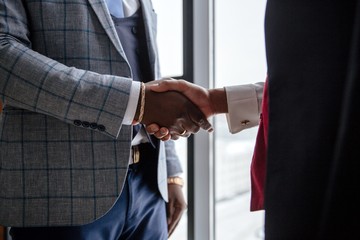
[0,0,180,227]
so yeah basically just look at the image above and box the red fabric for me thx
[250,78,269,211]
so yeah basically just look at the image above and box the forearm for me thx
[0,37,132,138]
[0,0,137,138]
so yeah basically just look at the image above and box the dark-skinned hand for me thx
[136,84,212,140]
[167,184,187,238]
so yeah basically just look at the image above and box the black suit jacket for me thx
[264,0,360,239]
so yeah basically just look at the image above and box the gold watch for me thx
[167,176,184,187]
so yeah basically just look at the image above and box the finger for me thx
[198,118,214,133]
[148,79,188,93]
[167,200,175,231]
[159,127,169,136]
[153,127,169,139]
[161,134,171,141]
[168,219,179,237]
[170,134,180,140]
[145,123,160,135]
[146,77,174,85]
[169,126,191,139]
[187,106,213,132]
[167,202,175,225]
[167,211,176,236]
[147,79,177,92]
[168,207,184,237]
[180,122,200,135]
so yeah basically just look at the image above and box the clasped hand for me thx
[142,78,221,141]
[139,79,213,140]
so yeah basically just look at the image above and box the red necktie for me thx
[250,77,269,211]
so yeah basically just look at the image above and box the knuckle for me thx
[193,126,200,133]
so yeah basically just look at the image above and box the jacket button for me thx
[98,125,106,132]
[90,122,98,129]
[74,120,82,126]
[82,121,90,128]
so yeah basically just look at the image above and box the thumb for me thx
[148,79,188,93]
[147,82,170,92]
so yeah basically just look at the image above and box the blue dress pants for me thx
[10,143,168,240]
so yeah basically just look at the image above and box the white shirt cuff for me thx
[225,82,264,134]
[123,81,141,125]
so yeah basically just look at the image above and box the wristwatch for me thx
[167,176,184,187]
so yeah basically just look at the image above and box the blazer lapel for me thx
[139,0,160,79]
[87,0,127,58]
[87,0,159,79]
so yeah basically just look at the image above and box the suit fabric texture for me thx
[0,0,181,227]
[265,0,360,239]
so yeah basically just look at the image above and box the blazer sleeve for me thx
[225,82,264,134]
[165,140,183,177]
[0,0,132,139]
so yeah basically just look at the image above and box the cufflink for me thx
[241,120,250,126]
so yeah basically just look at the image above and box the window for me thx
[153,0,267,239]
[214,0,267,239]
[152,0,183,78]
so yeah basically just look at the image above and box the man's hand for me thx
[148,79,215,117]
[136,82,213,140]
[146,78,228,140]
[167,184,187,238]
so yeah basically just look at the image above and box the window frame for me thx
[183,0,215,239]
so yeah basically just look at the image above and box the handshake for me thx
[135,78,228,141]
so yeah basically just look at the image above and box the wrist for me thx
[208,88,228,114]
[132,82,145,125]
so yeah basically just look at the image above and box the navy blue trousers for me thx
[10,144,167,240]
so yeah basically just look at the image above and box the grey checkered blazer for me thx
[0,0,182,227]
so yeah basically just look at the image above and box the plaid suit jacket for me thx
[0,0,181,227]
